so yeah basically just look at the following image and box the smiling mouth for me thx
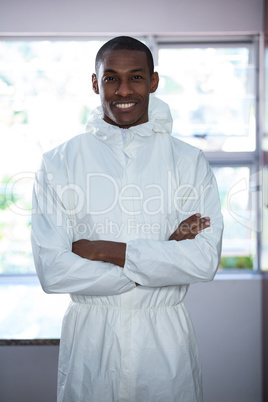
[114,102,136,110]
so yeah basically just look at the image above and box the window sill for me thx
[0,339,59,346]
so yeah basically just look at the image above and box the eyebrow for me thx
[103,68,146,74]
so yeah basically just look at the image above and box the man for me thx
[31,36,223,402]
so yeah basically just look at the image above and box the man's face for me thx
[92,49,159,128]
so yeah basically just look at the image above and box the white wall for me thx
[0,0,264,34]
[186,277,262,402]
[0,346,58,402]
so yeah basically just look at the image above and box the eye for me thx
[103,76,117,82]
[132,75,143,80]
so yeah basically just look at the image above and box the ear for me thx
[92,73,99,94]
[150,72,159,94]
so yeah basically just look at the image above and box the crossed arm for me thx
[72,213,211,268]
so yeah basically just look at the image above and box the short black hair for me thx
[95,36,154,76]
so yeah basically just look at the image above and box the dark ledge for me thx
[0,339,60,346]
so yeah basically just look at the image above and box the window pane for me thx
[213,166,257,269]
[157,46,256,152]
[0,279,69,339]
[0,40,104,274]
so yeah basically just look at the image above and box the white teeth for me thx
[116,103,135,109]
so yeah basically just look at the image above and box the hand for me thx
[168,213,210,241]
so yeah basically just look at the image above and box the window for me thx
[213,166,257,270]
[0,36,262,339]
[157,44,256,152]
[155,38,260,271]
[0,40,105,339]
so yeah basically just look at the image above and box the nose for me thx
[115,80,134,97]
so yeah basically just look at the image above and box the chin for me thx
[117,116,142,127]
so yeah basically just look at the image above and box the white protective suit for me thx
[31,96,223,402]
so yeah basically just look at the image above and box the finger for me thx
[189,218,211,234]
[179,215,202,232]
[179,222,191,234]
[184,214,210,222]
[177,215,211,237]
[187,213,201,221]
[194,220,211,236]
[189,214,209,227]
[198,217,211,228]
